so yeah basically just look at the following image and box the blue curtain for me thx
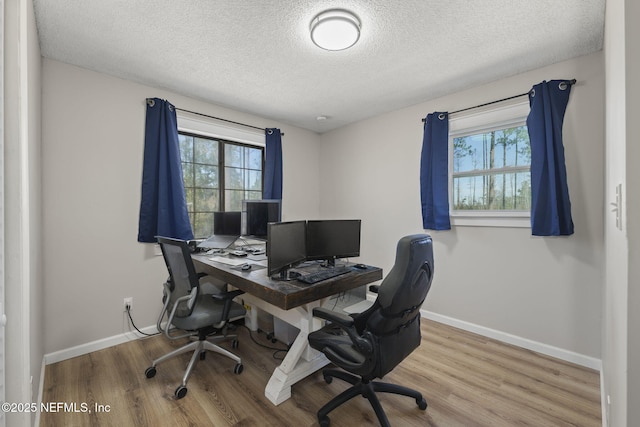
[264,128,283,200]
[420,112,450,230]
[137,98,193,242]
[527,80,574,236]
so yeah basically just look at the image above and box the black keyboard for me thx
[297,267,351,284]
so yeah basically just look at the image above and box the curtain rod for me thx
[174,107,284,135]
[421,79,577,122]
[145,99,282,135]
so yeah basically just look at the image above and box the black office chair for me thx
[308,234,434,427]
[144,236,246,399]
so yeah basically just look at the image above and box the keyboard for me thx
[297,267,351,284]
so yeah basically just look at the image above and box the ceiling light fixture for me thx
[310,9,361,51]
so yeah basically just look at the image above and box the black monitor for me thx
[306,219,361,265]
[241,199,282,239]
[213,211,241,235]
[267,221,307,279]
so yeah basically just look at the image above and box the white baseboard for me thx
[42,303,602,373]
[33,357,46,427]
[601,369,608,427]
[421,309,602,371]
[43,325,159,365]
[366,292,601,369]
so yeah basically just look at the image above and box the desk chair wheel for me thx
[199,351,206,360]
[319,415,330,427]
[266,332,277,343]
[234,363,243,374]
[175,385,188,399]
[144,366,157,378]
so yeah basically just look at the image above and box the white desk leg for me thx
[264,309,329,405]
[240,294,330,405]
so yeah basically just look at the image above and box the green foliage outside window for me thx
[452,126,531,211]
[179,133,263,238]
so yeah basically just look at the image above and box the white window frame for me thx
[448,99,531,228]
[176,112,265,147]
[176,112,266,237]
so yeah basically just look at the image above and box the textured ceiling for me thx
[33,0,605,133]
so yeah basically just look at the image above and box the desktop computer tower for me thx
[274,317,299,346]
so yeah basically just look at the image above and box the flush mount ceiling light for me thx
[310,9,361,51]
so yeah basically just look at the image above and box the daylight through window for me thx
[179,132,264,238]
[452,125,531,211]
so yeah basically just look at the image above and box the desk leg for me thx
[240,295,330,405]
[264,310,329,405]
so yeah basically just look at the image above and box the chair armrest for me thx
[312,307,354,327]
[369,284,380,294]
[210,289,245,301]
[312,307,372,355]
[163,293,196,340]
[211,289,245,323]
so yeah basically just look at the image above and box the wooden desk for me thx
[192,254,382,405]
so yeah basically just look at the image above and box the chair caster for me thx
[234,363,244,374]
[199,351,206,360]
[144,366,156,378]
[323,374,333,384]
[175,385,188,399]
[318,415,330,427]
[232,339,239,349]
[417,397,428,410]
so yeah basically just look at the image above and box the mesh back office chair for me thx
[308,234,434,427]
[144,236,246,399]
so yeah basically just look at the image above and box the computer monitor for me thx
[306,219,361,265]
[241,199,282,239]
[267,221,307,279]
[213,211,241,236]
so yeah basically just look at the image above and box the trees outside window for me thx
[179,133,264,238]
[452,125,531,211]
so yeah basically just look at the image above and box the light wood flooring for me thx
[40,319,601,426]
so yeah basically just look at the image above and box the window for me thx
[452,125,531,210]
[179,132,264,238]
[449,100,531,227]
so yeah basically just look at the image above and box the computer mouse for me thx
[354,264,367,269]
[241,263,252,271]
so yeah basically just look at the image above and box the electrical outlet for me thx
[124,297,133,310]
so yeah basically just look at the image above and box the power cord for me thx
[125,305,160,337]
[239,324,290,360]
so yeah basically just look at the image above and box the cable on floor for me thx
[239,324,290,360]
[126,306,160,337]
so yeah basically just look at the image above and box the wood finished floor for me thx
[40,319,601,427]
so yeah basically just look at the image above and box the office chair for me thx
[144,236,246,399]
[308,234,434,427]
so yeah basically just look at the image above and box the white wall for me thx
[41,59,322,354]
[603,0,640,425]
[4,0,43,426]
[603,0,628,425]
[625,0,640,423]
[320,51,605,361]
